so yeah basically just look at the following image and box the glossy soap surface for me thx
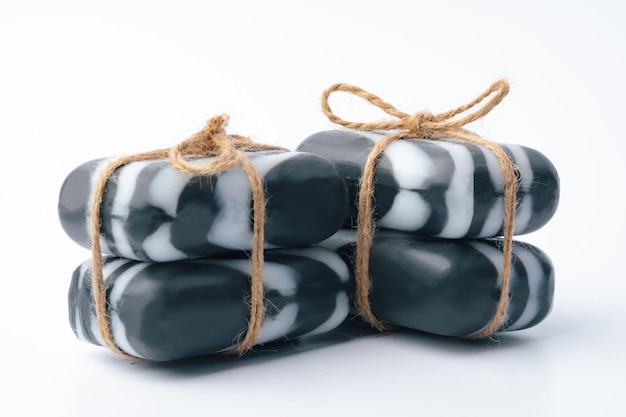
[68,247,351,361]
[58,150,349,261]
[321,230,555,337]
[298,130,560,238]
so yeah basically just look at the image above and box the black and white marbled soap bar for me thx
[59,150,348,262]
[320,230,554,337]
[69,247,350,361]
[297,130,559,238]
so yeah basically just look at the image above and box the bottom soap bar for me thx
[320,230,555,337]
[69,247,350,361]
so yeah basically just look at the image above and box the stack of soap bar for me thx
[61,149,356,361]
[62,127,560,360]
[297,130,560,238]
[299,129,559,337]
[69,247,350,361]
[58,150,349,262]
[320,230,554,337]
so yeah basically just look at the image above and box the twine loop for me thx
[90,114,285,360]
[321,80,518,338]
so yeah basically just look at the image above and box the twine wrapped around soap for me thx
[321,80,518,338]
[90,114,286,360]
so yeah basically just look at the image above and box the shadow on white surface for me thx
[89,317,544,377]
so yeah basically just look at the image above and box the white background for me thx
[1,1,625,416]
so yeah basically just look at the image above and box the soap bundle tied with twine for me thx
[90,115,286,359]
[320,79,518,339]
[89,79,517,361]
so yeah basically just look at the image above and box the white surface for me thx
[1,1,624,416]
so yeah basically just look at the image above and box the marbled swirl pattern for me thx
[58,150,349,261]
[297,130,559,238]
[68,247,351,361]
[320,230,555,337]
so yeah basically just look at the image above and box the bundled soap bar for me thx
[58,150,349,262]
[320,230,554,337]
[298,130,559,238]
[69,247,350,361]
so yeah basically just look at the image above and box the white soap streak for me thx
[252,247,351,339]
[377,189,431,231]
[360,132,436,189]
[465,240,505,287]
[302,292,350,337]
[247,151,294,177]
[514,195,533,235]
[435,141,474,238]
[255,304,299,345]
[73,261,91,343]
[109,161,151,216]
[219,258,300,346]
[109,161,152,259]
[98,235,112,255]
[142,154,289,254]
[478,145,506,238]
[464,240,510,336]
[262,264,298,297]
[506,145,533,191]
[505,245,544,331]
[107,261,151,358]
[85,158,116,241]
[110,219,134,259]
[386,141,437,189]
[317,229,358,251]
[141,223,186,261]
[205,169,254,250]
[216,258,298,297]
[479,145,504,190]
[478,196,505,237]
[88,313,105,347]
[275,246,351,283]
[86,258,130,348]
[465,240,547,334]
[478,144,535,236]
[148,164,189,217]
[506,145,534,234]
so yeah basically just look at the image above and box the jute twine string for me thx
[321,80,518,338]
[90,114,286,359]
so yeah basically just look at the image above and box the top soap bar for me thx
[58,150,348,261]
[297,130,559,238]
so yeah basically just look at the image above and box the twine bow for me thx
[321,80,518,338]
[90,114,285,360]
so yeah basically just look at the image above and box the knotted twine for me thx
[321,79,518,338]
[90,114,286,360]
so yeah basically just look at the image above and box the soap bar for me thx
[297,130,559,238]
[69,246,351,361]
[58,150,349,261]
[320,230,554,337]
